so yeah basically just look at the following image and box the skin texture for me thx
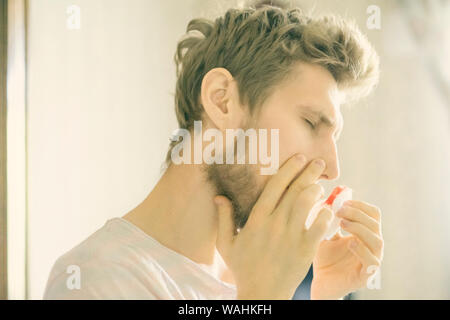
[215,155,335,299]
[204,62,343,231]
[123,61,384,299]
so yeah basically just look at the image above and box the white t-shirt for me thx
[43,218,237,300]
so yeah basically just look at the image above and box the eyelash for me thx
[304,119,316,130]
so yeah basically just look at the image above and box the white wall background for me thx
[23,0,450,299]
[26,0,194,299]
[296,0,450,299]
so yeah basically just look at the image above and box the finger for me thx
[275,158,326,217]
[347,238,381,275]
[287,184,325,231]
[336,206,380,234]
[341,219,384,257]
[305,205,334,244]
[251,154,307,221]
[345,200,382,222]
[214,196,235,260]
[329,229,343,240]
[288,158,326,194]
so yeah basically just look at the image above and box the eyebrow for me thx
[298,104,344,139]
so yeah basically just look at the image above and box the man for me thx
[44,5,383,300]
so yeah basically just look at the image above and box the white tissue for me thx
[304,187,353,240]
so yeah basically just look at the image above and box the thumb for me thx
[307,205,334,245]
[214,195,235,260]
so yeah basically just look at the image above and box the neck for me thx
[123,163,218,265]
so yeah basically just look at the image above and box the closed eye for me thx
[304,118,316,129]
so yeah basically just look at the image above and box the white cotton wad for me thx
[304,186,353,240]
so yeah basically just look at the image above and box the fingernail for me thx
[314,159,325,167]
[214,197,223,205]
[344,200,353,206]
[350,240,358,249]
[341,219,349,227]
[336,208,344,217]
[296,154,306,163]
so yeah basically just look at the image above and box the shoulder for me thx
[43,219,167,299]
[43,258,159,299]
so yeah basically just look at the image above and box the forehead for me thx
[284,62,342,102]
[277,62,344,122]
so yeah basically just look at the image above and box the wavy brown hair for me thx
[166,5,379,166]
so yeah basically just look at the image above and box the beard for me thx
[205,161,264,234]
[203,115,268,233]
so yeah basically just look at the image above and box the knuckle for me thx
[341,219,353,230]
[374,236,384,251]
[302,184,324,200]
[342,206,353,219]
[372,206,382,220]
[291,181,304,193]
[375,221,382,233]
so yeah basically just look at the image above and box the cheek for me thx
[255,107,313,168]
[277,123,313,165]
[253,124,312,190]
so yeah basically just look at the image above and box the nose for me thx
[317,141,340,181]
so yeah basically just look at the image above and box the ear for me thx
[200,67,246,130]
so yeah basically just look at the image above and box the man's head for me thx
[167,6,379,231]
